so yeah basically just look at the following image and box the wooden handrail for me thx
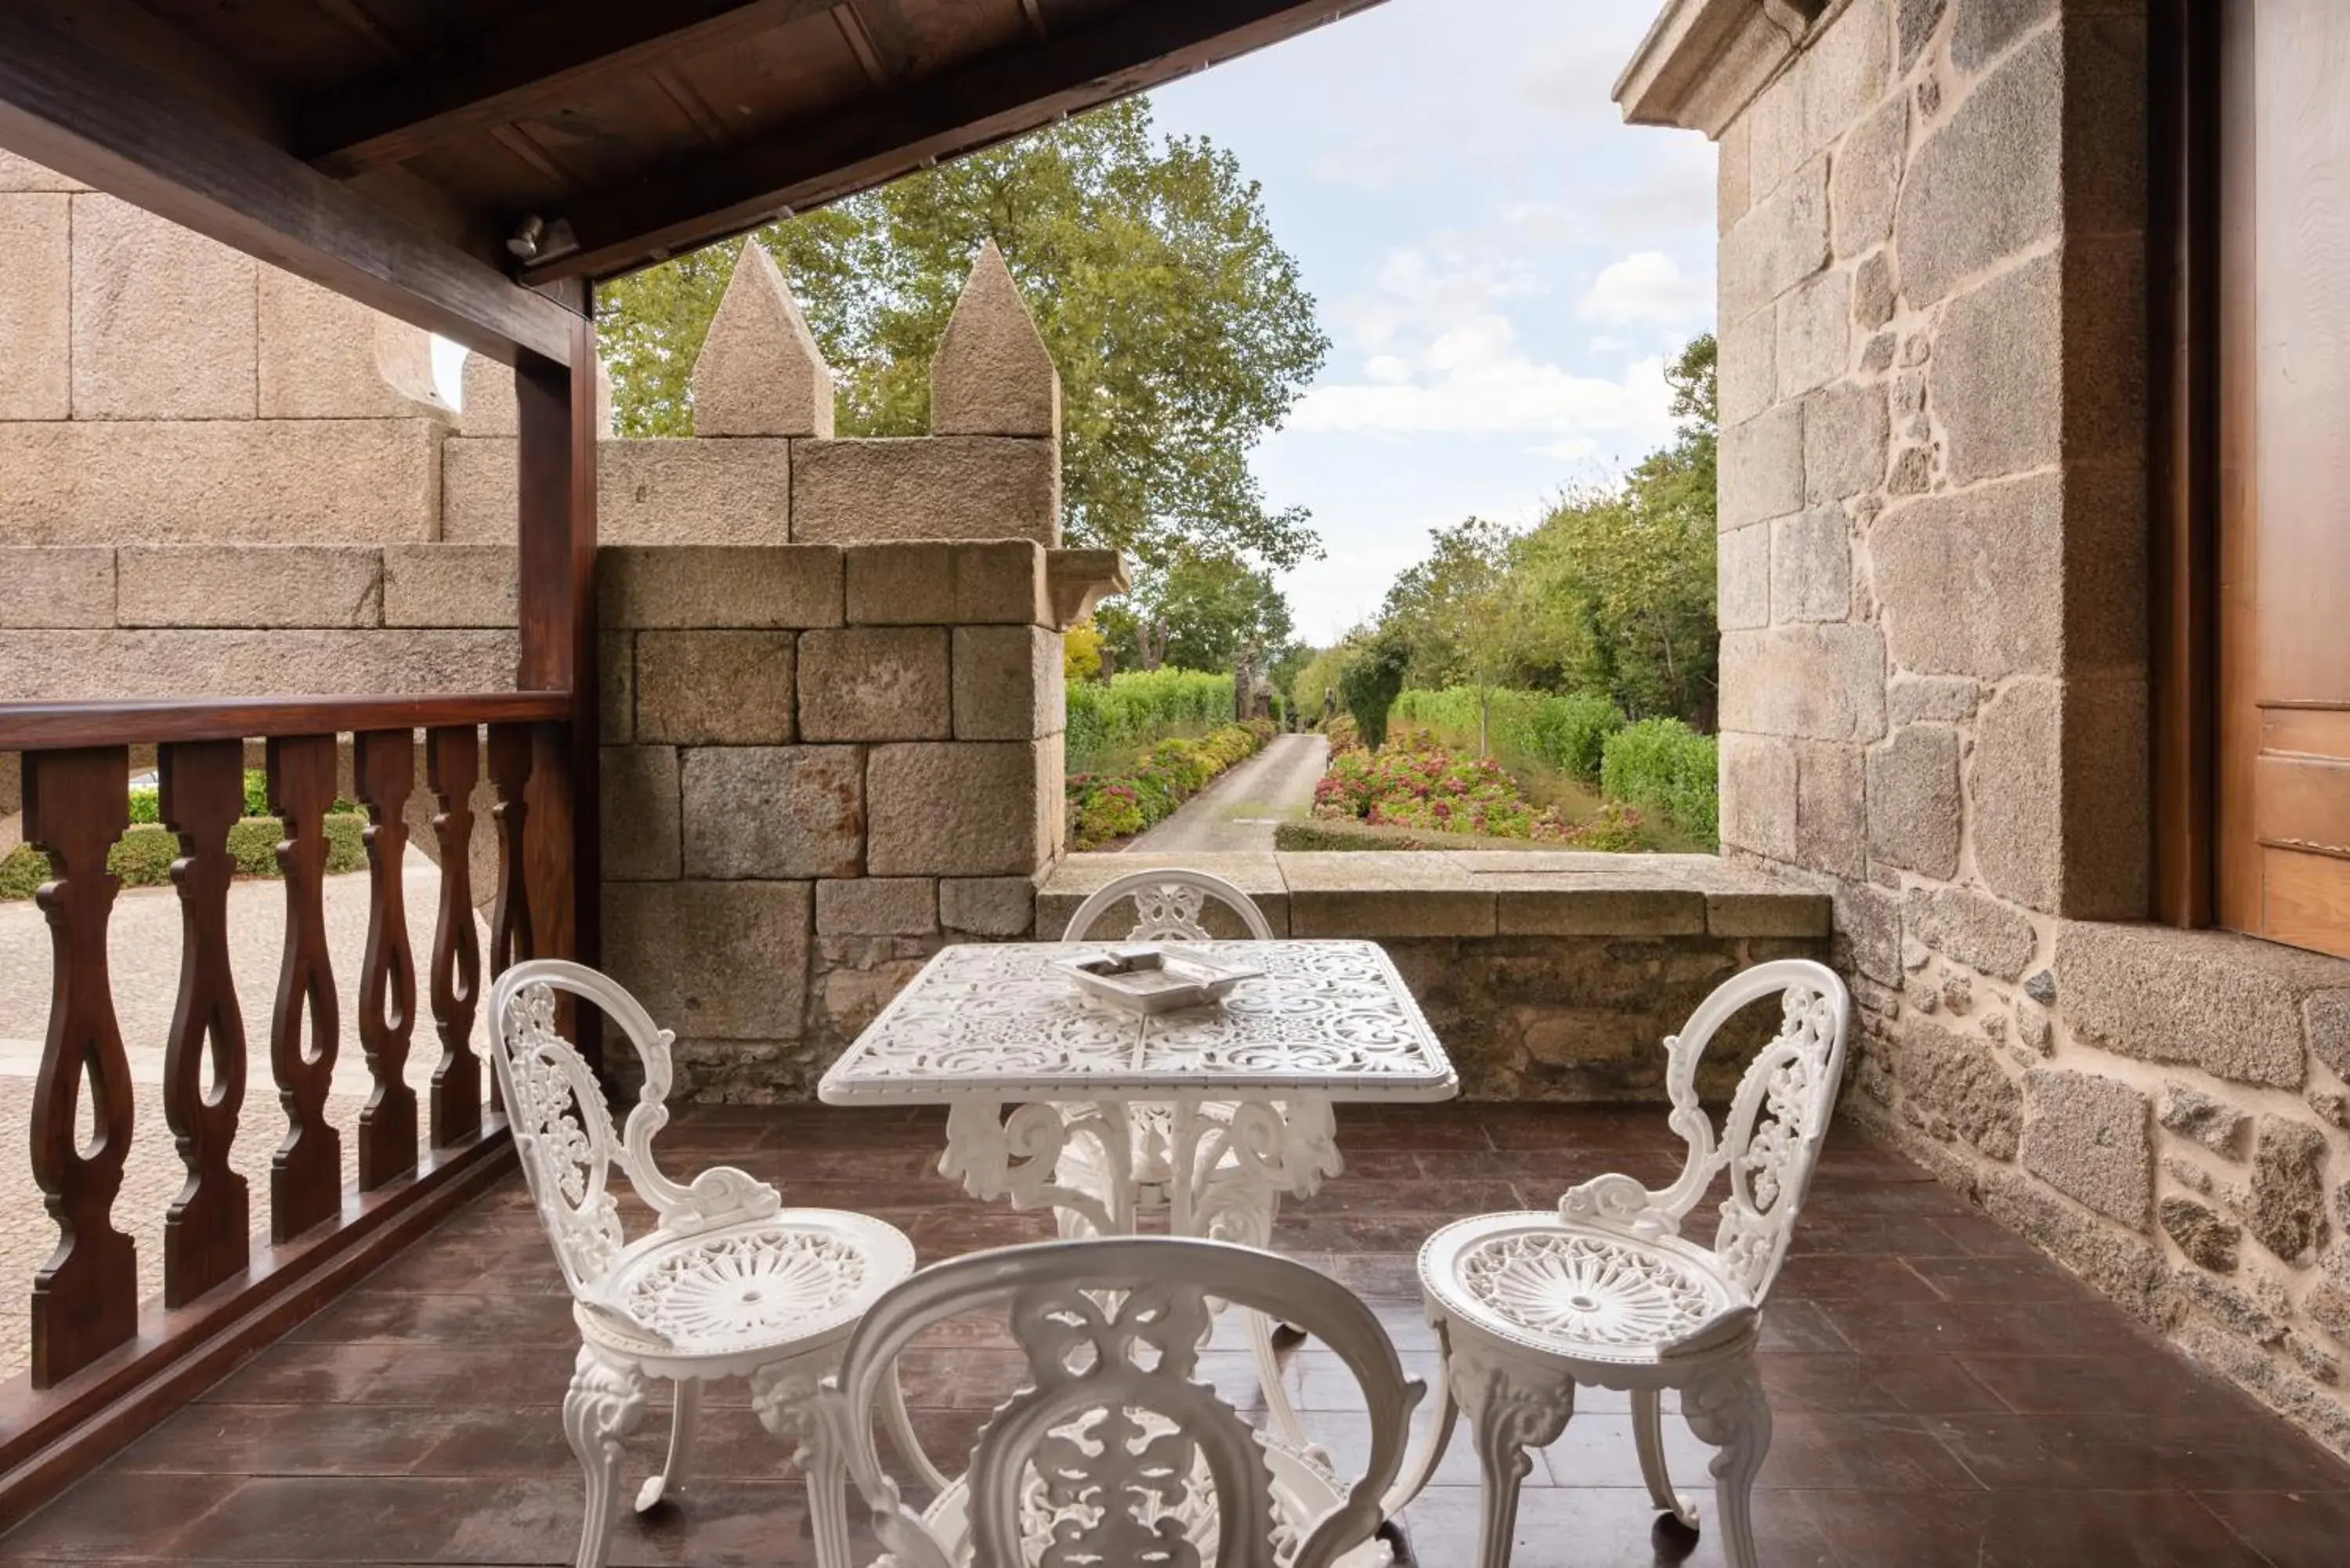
[0,692,570,750]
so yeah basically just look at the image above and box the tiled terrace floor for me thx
[2,1103,2346,1567]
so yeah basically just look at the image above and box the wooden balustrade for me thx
[0,692,577,1502]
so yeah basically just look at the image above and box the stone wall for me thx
[1038,851,1831,1100]
[1629,0,2350,1456]
[0,152,1080,859]
[598,536,1069,1098]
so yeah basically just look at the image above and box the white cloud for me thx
[1306,131,1416,192]
[1578,251,1709,326]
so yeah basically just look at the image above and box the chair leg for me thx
[1448,1336,1575,1568]
[1683,1362,1773,1568]
[1632,1386,1700,1529]
[562,1349,648,1568]
[1381,1334,1459,1518]
[635,1377,700,1512]
[1247,1306,1311,1451]
[880,1360,952,1495]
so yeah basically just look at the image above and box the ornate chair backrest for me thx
[488,959,780,1313]
[1062,868,1274,943]
[1559,959,1850,1306]
[817,1237,1419,1568]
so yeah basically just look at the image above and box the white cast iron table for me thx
[819,938,1458,1448]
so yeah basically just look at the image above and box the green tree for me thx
[1335,630,1413,750]
[1095,548,1295,674]
[596,97,1328,573]
[1518,334,1719,725]
[1373,516,1541,752]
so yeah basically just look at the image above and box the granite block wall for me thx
[1638,0,2350,1454]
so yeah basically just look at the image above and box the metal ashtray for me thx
[1055,945,1264,1015]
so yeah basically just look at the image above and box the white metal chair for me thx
[1057,870,1278,1226]
[1058,869,1317,1440]
[804,1235,1423,1568]
[489,959,949,1568]
[1061,865,1277,947]
[1409,959,1851,1568]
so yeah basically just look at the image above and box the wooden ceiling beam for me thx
[526,0,1383,283]
[0,4,578,365]
[298,0,841,176]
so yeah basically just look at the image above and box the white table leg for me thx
[941,1094,1346,1452]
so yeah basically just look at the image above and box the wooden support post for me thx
[514,298,600,1070]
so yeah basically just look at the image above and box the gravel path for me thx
[0,851,487,1380]
[1128,732,1328,854]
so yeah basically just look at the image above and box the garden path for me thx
[1129,732,1327,853]
[0,851,483,1378]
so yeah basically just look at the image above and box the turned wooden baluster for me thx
[353,729,419,1190]
[157,739,251,1307]
[266,735,342,1242]
[425,726,483,1147]
[22,746,139,1387]
[485,723,533,1116]
[486,722,533,972]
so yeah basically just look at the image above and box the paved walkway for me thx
[1129,732,1327,853]
[0,851,485,1379]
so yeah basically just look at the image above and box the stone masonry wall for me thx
[598,533,1068,1099]
[0,180,1090,1100]
[1039,851,1832,1102]
[1690,0,2350,1455]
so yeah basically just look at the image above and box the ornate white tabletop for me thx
[822,937,1455,1457]
[818,939,1457,1104]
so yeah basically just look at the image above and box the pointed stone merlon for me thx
[931,240,1060,439]
[690,240,835,437]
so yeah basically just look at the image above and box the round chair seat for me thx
[581,1208,916,1364]
[1419,1212,1741,1364]
[918,1419,1391,1568]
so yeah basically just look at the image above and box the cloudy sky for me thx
[429,1,1716,646]
[1148,0,1718,643]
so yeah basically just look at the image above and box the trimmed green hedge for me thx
[0,814,370,901]
[1067,718,1272,848]
[1390,687,1627,783]
[1065,669,1235,771]
[1600,719,1719,844]
[1275,818,1546,852]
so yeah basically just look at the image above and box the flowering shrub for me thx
[1067,718,1274,848]
[1312,728,1646,847]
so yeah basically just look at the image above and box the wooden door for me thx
[2218,0,2350,957]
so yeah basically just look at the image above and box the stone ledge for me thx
[1615,0,1822,137]
[1037,851,1828,941]
[2056,921,2350,1090]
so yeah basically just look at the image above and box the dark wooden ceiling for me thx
[0,0,1382,343]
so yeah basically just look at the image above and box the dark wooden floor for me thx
[2,1103,2345,1566]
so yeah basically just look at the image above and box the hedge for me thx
[1390,687,1626,783]
[1599,718,1719,844]
[1065,669,1235,771]
[1067,718,1272,848]
[1,814,370,900]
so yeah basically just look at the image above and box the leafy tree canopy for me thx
[1517,334,1719,724]
[597,96,1329,573]
[1335,334,1720,732]
[1094,547,1295,674]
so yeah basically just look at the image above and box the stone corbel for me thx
[1044,548,1129,630]
[1614,0,1828,138]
